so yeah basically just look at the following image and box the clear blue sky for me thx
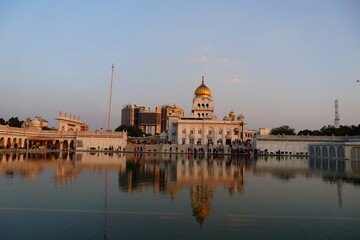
[0,0,359,131]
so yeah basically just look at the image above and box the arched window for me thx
[322,147,328,157]
[315,147,321,157]
[309,147,314,156]
[329,146,336,158]
[202,104,205,107]
[198,103,200,107]
[337,146,345,158]
[234,128,239,135]
[206,104,209,107]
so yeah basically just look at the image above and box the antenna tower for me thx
[334,99,340,127]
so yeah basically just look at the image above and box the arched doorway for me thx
[24,139,28,149]
[7,138,12,149]
[63,140,69,150]
[55,140,61,149]
[13,138,18,148]
[18,138,22,148]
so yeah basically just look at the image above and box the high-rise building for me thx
[121,104,185,134]
[121,104,161,134]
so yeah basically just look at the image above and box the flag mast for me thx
[107,64,114,131]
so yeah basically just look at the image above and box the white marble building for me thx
[167,77,249,145]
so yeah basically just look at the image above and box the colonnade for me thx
[0,136,75,150]
[176,126,245,145]
[309,145,345,158]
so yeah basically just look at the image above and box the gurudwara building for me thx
[167,77,253,145]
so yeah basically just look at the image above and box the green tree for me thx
[7,117,23,128]
[298,124,360,136]
[297,129,313,135]
[319,125,336,135]
[297,129,321,135]
[115,125,147,137]
[0,118,5,125]
[270,125,296,135]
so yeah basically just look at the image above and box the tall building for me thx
[121,104,161,134]
[121,104,145,127]
[121,104,184,134]
[160,104,184,132]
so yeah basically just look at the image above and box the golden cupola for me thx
[194,76,212,97]
[229,111,236,117]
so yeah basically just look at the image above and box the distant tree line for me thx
[297,125,360,136]
[271,124,360,136]
[0,117,24,128]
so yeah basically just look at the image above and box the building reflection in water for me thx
[1,152,359,225]
[119,154,250,224]
[0,152,126,187]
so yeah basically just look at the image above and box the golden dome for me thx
[229,111,236,117]
[223,116,228,120]
[172,108,179,113]
[194,77,212,97]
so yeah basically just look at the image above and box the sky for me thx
[0,0,359,132]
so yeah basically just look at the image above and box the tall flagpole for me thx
[107,64,114,131]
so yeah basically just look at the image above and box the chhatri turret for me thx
[192,76,214,119]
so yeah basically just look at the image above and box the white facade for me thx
[254,135,360,156]
[168,117,244,145]
[167,77,246,145]
[76,135,127,151]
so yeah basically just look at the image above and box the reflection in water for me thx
[0,152,126,187]
[117,154,248,224]
[191,184,212,226]
[1,152,360,227]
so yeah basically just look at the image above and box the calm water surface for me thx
[0,152,359,240]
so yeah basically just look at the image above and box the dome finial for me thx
[195,76,211,97]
